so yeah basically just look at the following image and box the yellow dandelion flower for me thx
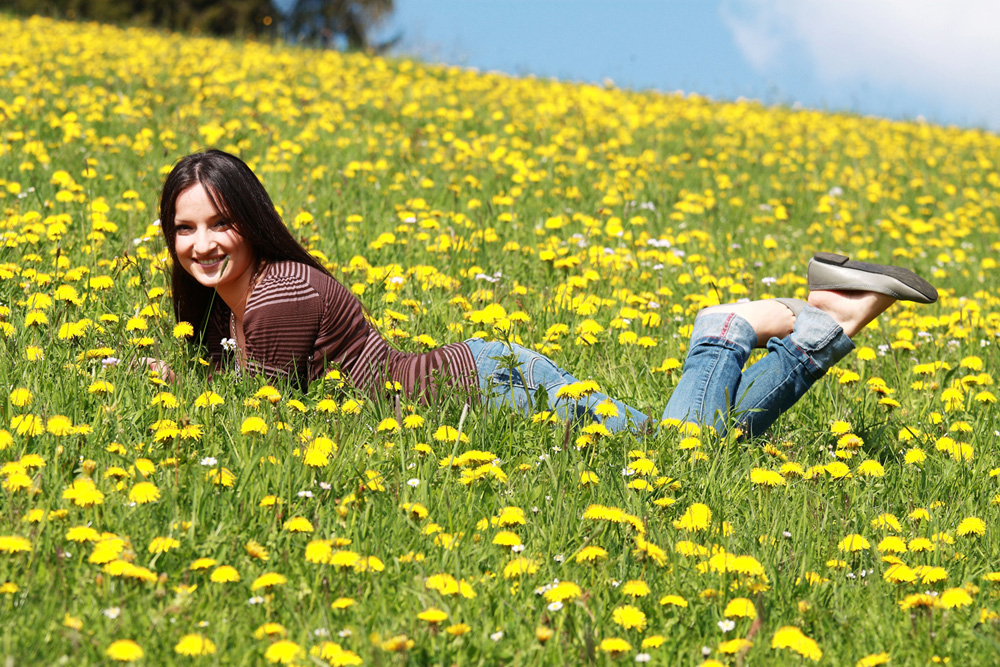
[340,398,362,414]
[254,385,282,403]
[544,581,583,603]
[956,517,986,537]
[194,391,224,407]
[771,626,822,661]
[838,534,870,552]
[245,540,270,560]
[599,637,632,655]
[148,536,180,554]
[672,502,712,532]
[659,594,689,608]
[240,417,268,435]
[254,623,287,639]
[611,604,647,631]
[622,580,650,597]
[724,597,757,619]
[830,420,853,435]
[417,607,449,624]
[938,588,973,609]
[189,557,217,571]
[503,557,538,578]
[106,639,144,662]
[719,638,753,654]
[174,634,217,656]
[251,572,287,591]
[495,506,526,526]
[877,536,907,554]
[45,415,74,437]
[380,635,414,652]
[8,388,32,407]
[209,565,240,583]
[65,526,101,543]
[376,417,400,433]
[283,517,314,533]
[899,593,939,610]
[433,424,470,443]
[750,468,785,487]
[492,531,521,547]
[128,482,160,504]
[172,322,194,339]
[311,642,363,665]
[88,380,114,394]
[62,478,105,507]
[205,468,235,487]
[264,640,302,664]
[0,536,32,554]
[856,652,891,667]
[856,460,885,478]
[575,546,608,563]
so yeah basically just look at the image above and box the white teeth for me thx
[195,256,226,266]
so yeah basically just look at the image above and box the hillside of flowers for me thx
[2,13,1000,666]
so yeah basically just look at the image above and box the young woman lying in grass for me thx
[154,149,938,437]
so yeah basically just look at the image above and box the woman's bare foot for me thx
[807,289,896,338]
[700,300,797,347]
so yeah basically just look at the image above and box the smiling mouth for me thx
[194,255,228,268]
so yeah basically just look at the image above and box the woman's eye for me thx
[175,225,193,234]
[212,220,231,230]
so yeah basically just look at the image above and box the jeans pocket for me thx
[490,366,527,389]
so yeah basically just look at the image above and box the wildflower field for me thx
[3,13,1000,666]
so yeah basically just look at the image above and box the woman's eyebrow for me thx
[174,212,223,224]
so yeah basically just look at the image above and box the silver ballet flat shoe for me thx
[807,252,938,304]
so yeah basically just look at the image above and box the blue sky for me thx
[371,0,1000,132]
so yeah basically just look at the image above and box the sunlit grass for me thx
[1,12,1000,666]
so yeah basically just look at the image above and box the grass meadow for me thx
[2,13,1000,666]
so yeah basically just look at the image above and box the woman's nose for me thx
[192,228,215,253]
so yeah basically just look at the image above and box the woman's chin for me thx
[185,266,224,288]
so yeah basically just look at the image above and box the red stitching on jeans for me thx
[718,313,733,339]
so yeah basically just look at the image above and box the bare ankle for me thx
[808,290,896,338]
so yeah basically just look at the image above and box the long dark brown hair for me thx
[159,149,330,339]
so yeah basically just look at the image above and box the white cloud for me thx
[720,0,1000,128]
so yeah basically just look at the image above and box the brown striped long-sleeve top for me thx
[205,261,479,401]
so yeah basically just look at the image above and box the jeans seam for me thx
[734,367,798,426]
[791,344,824,377]
[691,349,723,423]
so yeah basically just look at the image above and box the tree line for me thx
[6,0,397,51]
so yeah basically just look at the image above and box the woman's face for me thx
[172,183,256,295]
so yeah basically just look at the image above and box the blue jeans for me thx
[465,305,854,437]
[661,305,855,437]
[464,337,650,433]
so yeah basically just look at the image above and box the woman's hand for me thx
[137,357,175,383]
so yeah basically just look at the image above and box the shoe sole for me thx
[808,252,938,304]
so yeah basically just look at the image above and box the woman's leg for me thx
[466,338,649,433]
[728,305,853,436]
[660,300,797,434]
[661,291,895,437]
[731,290,896,436]
[660,311,757,434]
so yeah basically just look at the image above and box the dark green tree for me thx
[3,0,401,47]
[283,0,398,52]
